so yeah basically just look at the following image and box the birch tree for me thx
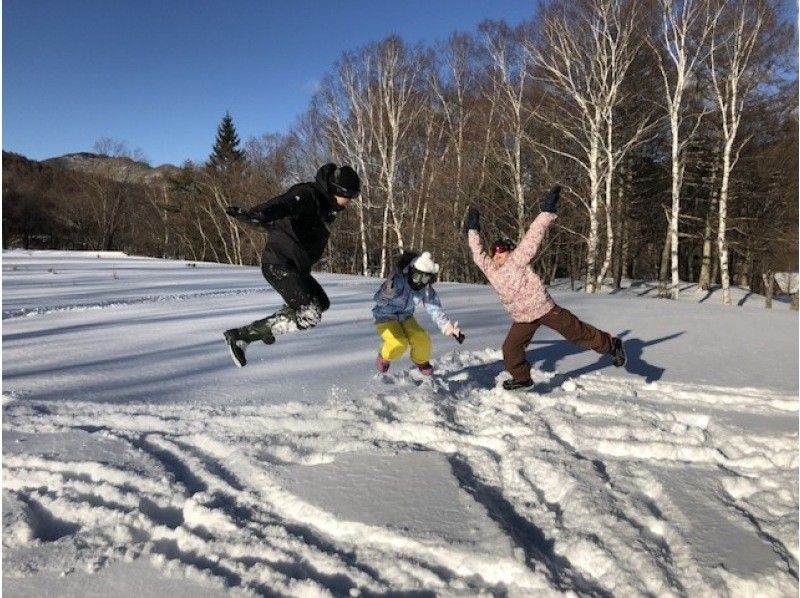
[594,1,655,289]
[652,0,719,298]
[430,33,481,262]
[481,21,537,240]
[708,0,775,304]
[320,58,375,275]
[372,38,430,275]
[530,0,642,292]
[322,37,429,276]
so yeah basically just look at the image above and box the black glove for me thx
[452,331,466,344]
[465,207,481,233]
[541,185,561,214]
[225,206,266,229]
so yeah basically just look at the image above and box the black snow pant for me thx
[230,264,331,345]
[233,264,331,344]
[261,263,330,328]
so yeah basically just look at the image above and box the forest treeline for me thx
[4,0,797,303]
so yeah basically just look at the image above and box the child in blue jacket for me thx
[372,251,464,375]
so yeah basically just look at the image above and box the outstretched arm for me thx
[508,212,557,267]
[465,208,491,274]
[416,286,452,332]
[248,188,311,224]
[509,186,560,267]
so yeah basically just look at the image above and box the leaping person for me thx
[223,163,361,367]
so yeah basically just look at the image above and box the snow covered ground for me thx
[2,250,798,597]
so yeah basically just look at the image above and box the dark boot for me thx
[223,328,249,367]
[415,361,433,376]
[502,378,534,391]
[246,318,277,345]
[610,337,626,367]
[223,314,281,368]
[262,305,298,336]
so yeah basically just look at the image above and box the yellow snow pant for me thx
[375,318,432,364]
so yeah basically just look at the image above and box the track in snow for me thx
[4,349,797,596]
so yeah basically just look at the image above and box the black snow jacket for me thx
[248,164,343,272]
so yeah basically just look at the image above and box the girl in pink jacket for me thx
[467,186,625,390]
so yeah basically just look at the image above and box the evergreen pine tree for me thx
[208,112,246,171]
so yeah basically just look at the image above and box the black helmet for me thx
[490,238,517,257]
[329,165,361,198]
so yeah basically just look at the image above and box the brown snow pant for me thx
[502,305,613,382]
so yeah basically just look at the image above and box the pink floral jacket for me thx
[468,212,557,322]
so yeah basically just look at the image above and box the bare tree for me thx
[429,33,483,271]
[322,36,430,276]
[77,138,148,251]
[319,61,375,275]
[651,0,719,298]
[482,21,537,240]
[708,0,778,304]
[595,1,656,289]
[530,0,645,292]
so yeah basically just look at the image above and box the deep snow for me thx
[2,250,798,596]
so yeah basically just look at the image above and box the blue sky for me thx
[3,0,538,166]
[4,1,796,167]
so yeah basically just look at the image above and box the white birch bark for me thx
[325,38,428,277]
[483,23,535,241]
[528,1,638,293]
[709,0,764,305]
[651,0,718,299]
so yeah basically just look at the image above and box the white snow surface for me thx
[2,250,798,597]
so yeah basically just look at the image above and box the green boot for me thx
[223,317,279,368]
[245,318,277,345]
[261,305,298,336]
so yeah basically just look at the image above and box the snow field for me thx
[2,251,798,596]
[4,352,797,595]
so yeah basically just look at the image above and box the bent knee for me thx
[384,340,408,360]
[295,304,322,330]
[381,331,409,360]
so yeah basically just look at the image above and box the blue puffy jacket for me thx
[372,271,450,332]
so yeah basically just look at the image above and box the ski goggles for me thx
[410,270,436,286]
[330,182,360,199]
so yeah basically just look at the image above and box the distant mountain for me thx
[41,152,180,186]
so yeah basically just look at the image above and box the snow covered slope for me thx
[3,251,798,596]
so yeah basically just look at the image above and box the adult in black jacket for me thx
[223,163,361,367]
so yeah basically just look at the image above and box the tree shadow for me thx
[737,291,754,306]
[698,290,714,303]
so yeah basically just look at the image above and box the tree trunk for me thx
[612,168,625,289]
[658,219,671,298]
[379,201,390,278]
[698,214,715,291]
[357,196,369,275]
[585,130,602,293]
[698,155,719,290]
[669,120,682,299]
[763,270,774,309]
[718,141,733,305]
